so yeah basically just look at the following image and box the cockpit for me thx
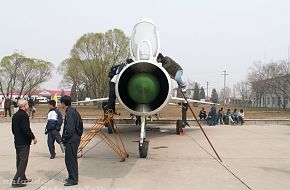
[130,18,160,61]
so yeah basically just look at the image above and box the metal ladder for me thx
[78,111,129,162]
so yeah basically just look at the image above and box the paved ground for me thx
[1,121,290,190]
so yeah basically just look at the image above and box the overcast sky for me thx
[1,0,290,94]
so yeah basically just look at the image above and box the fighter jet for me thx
[75,18,215,158]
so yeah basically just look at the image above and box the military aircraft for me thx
[75,18,216,158]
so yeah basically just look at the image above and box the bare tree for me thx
[247,60,290,108]
[247,61,268,107]
[219,87,231,104]
[234,81,251,106]
[17,58,53,97]
[0,53,22,98]
[0,53,52,98]
[59,29,129,100]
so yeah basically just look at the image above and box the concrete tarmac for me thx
[1,122,290,190]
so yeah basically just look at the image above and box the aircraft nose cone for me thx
[127,73,160,104]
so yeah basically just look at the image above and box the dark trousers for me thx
[4,107,11,117]
[29,107,34,118]
[107,81,116,112]
[65,140,80,184]
[209,115,217,126]
[182,103,188,126]
[47,130,62,157]
[13,145,30,182]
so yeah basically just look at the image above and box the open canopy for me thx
[130,18,160,61]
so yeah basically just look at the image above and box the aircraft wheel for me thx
[139,140,149,158]
[176,119,182,135]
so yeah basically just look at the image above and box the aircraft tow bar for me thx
[179,87,223,162]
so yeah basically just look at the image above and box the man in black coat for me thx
[28,96,34,118]
[61,95,81,186]
[11,99,37,188]
[4,97,12,117]
[107,58,134,113]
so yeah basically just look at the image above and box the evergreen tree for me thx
[199,86,205,99]
[193,83,200,100]
[210,88,219,103]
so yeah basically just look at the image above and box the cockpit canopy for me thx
[130,18,160,61]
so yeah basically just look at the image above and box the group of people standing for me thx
[11,95,82,187]
[10,52,186,188]
[199,105,245,126]
[0,97,14,117]
[0,96,35,118]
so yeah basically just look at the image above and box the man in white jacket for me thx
[45,100,64,159]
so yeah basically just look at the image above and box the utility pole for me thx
[221,70,229,105]
[233,85,235,106]
[245,82,248,106]
[288,46,290,61]
[287,46,290,74]
[206,82,210,101]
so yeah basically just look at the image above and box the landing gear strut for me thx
[139,116,149,158]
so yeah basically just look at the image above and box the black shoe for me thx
[50,155,55,159]
[12,182,27,187]
[64,182,77,186]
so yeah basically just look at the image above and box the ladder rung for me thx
[88,129,100,133]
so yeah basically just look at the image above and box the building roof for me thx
[1,89,71,96]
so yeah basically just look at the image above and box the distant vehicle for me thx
[36,96,48,103]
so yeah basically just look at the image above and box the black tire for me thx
[176,119,182,135]
[139,140,149,158]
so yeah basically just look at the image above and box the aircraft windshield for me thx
[130,20,159,61]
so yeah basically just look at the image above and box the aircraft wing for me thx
[171,97,217,105]
[73,97,109,104]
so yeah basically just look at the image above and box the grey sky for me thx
[1,0,290,94]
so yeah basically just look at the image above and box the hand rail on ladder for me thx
[78,110,129,162]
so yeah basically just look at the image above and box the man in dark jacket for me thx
[209,104,217,126]
[11,99,37,187]
[28,96,34,118]
[61,95,81,186]
[107,58,134,113]
[45,100,64,159]
[157,53,187,95]
[4,97,12,117]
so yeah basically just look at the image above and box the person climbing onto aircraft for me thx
[156,53,188,97]
[107,58,134,114]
